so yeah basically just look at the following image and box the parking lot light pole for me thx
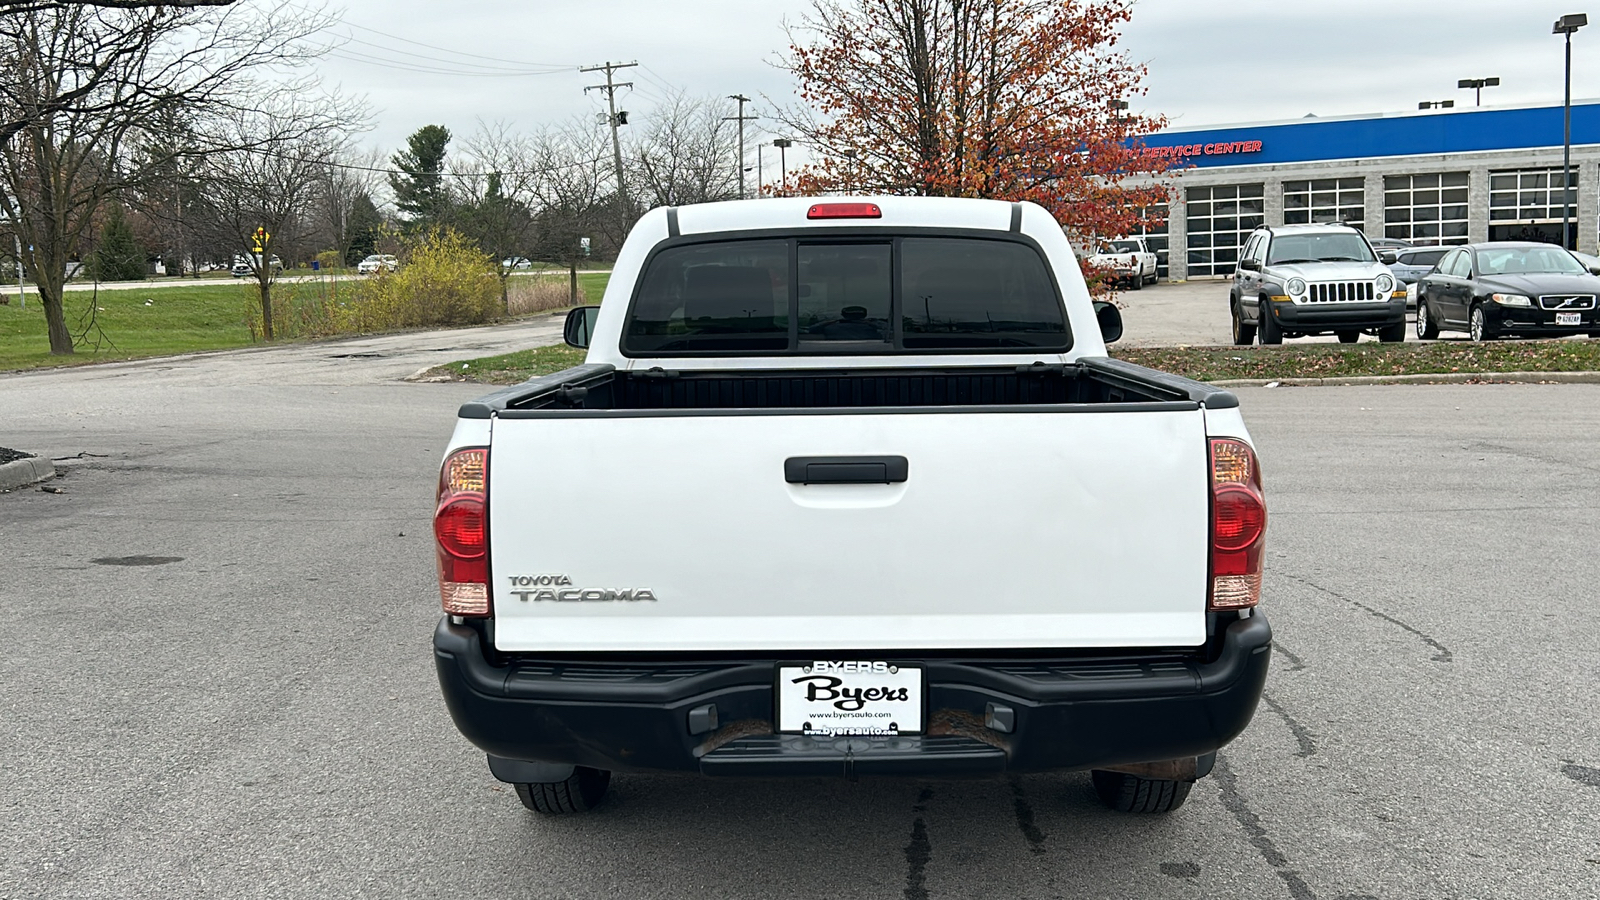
[1554,14,1587,250]
[1457,77,1500,106]
[772,137,792,192]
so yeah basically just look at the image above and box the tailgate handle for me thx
[785,456,908,485]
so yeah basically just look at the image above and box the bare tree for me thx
[316,145,385,266]
[0,1,235,11]
[530,121,611,305]
[0,1,341,354]
[189,98,362,340]
[455,122,540,310]
[628,92,742,208]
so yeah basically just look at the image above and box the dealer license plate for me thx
[776,661,923,736]
[1557,312,1582,326]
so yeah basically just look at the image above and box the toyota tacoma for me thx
[432,197,1271,816]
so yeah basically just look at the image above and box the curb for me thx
[0,455,55,491]
[1210,370,1600,388]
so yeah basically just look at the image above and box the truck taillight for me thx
[1209,438,1265,610]
[435,447,490,617]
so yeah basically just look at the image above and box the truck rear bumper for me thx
[433,614,1271,779]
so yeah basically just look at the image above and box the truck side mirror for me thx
[1238,258,1260,271]
[564,305,600,349]
[1093,300,1123,344]
[1378,250,1398,265]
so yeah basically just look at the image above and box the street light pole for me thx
[1554,14,1587,250]
[1457,77,1500,106]
[772,137,792,192]
[1418,100,1456,110]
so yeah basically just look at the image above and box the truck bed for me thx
[459,357,1237,418]
[465,356,1236,654]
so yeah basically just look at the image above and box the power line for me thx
[639,65,684,97]
[327,49,574,78]
[337,34,574,74]
[205,144,610,180]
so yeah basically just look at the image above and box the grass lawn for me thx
[1114,339,1600,382]
[427,336,1600,387]
[0,283,260,370]
[0,271,614,372]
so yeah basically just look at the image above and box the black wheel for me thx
[514,767,611,814]
[1336,330,1359,344]
[1091,770,1193,813]
[1416,299,1440,339]
[1231,300,1256,345]
[1378,320,1406,343]
[1469,304,1494,342]
[1258,302,1283,345]
[1131,275,1144,291]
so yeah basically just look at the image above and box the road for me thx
[2,329,1598,899]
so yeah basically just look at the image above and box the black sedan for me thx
[1415,242,1600,341]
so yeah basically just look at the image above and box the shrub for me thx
[243,278,360,341]
[354,228,499,329]
[507,276,585,316]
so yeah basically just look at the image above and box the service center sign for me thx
[1146,139,1265,162]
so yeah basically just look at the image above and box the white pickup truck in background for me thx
[432,197,1270,818]
[1088,237,1159,290]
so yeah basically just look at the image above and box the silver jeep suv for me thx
[1230,224,1407,345]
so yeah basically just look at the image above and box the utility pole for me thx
[583,60,637,211]
[723,94,758,199]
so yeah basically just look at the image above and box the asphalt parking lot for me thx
[2,333,1599,899]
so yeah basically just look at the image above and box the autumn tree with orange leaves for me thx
[780,0,1170,249]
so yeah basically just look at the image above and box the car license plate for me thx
[776,661,923,736]
[1557,312,1582,326]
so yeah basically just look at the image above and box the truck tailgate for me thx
[487,409,1211,652]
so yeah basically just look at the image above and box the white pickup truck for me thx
[433,197,1270,817]
[1088,237,1159,290]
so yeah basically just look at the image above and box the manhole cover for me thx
[91,555,184,566]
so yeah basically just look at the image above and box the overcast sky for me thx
[319,0,1600,167]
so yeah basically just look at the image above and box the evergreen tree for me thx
[389,125,452,228]
[87,204,146,282]
[344,192,382,265]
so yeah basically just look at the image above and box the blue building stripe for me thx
[1142,103,1600,168]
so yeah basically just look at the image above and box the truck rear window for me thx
[622,236,1069,355]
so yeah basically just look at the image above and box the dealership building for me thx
[1131,100,1600,280]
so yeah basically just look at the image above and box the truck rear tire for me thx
[1091,770,1193,813]
[514,767,611,814]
